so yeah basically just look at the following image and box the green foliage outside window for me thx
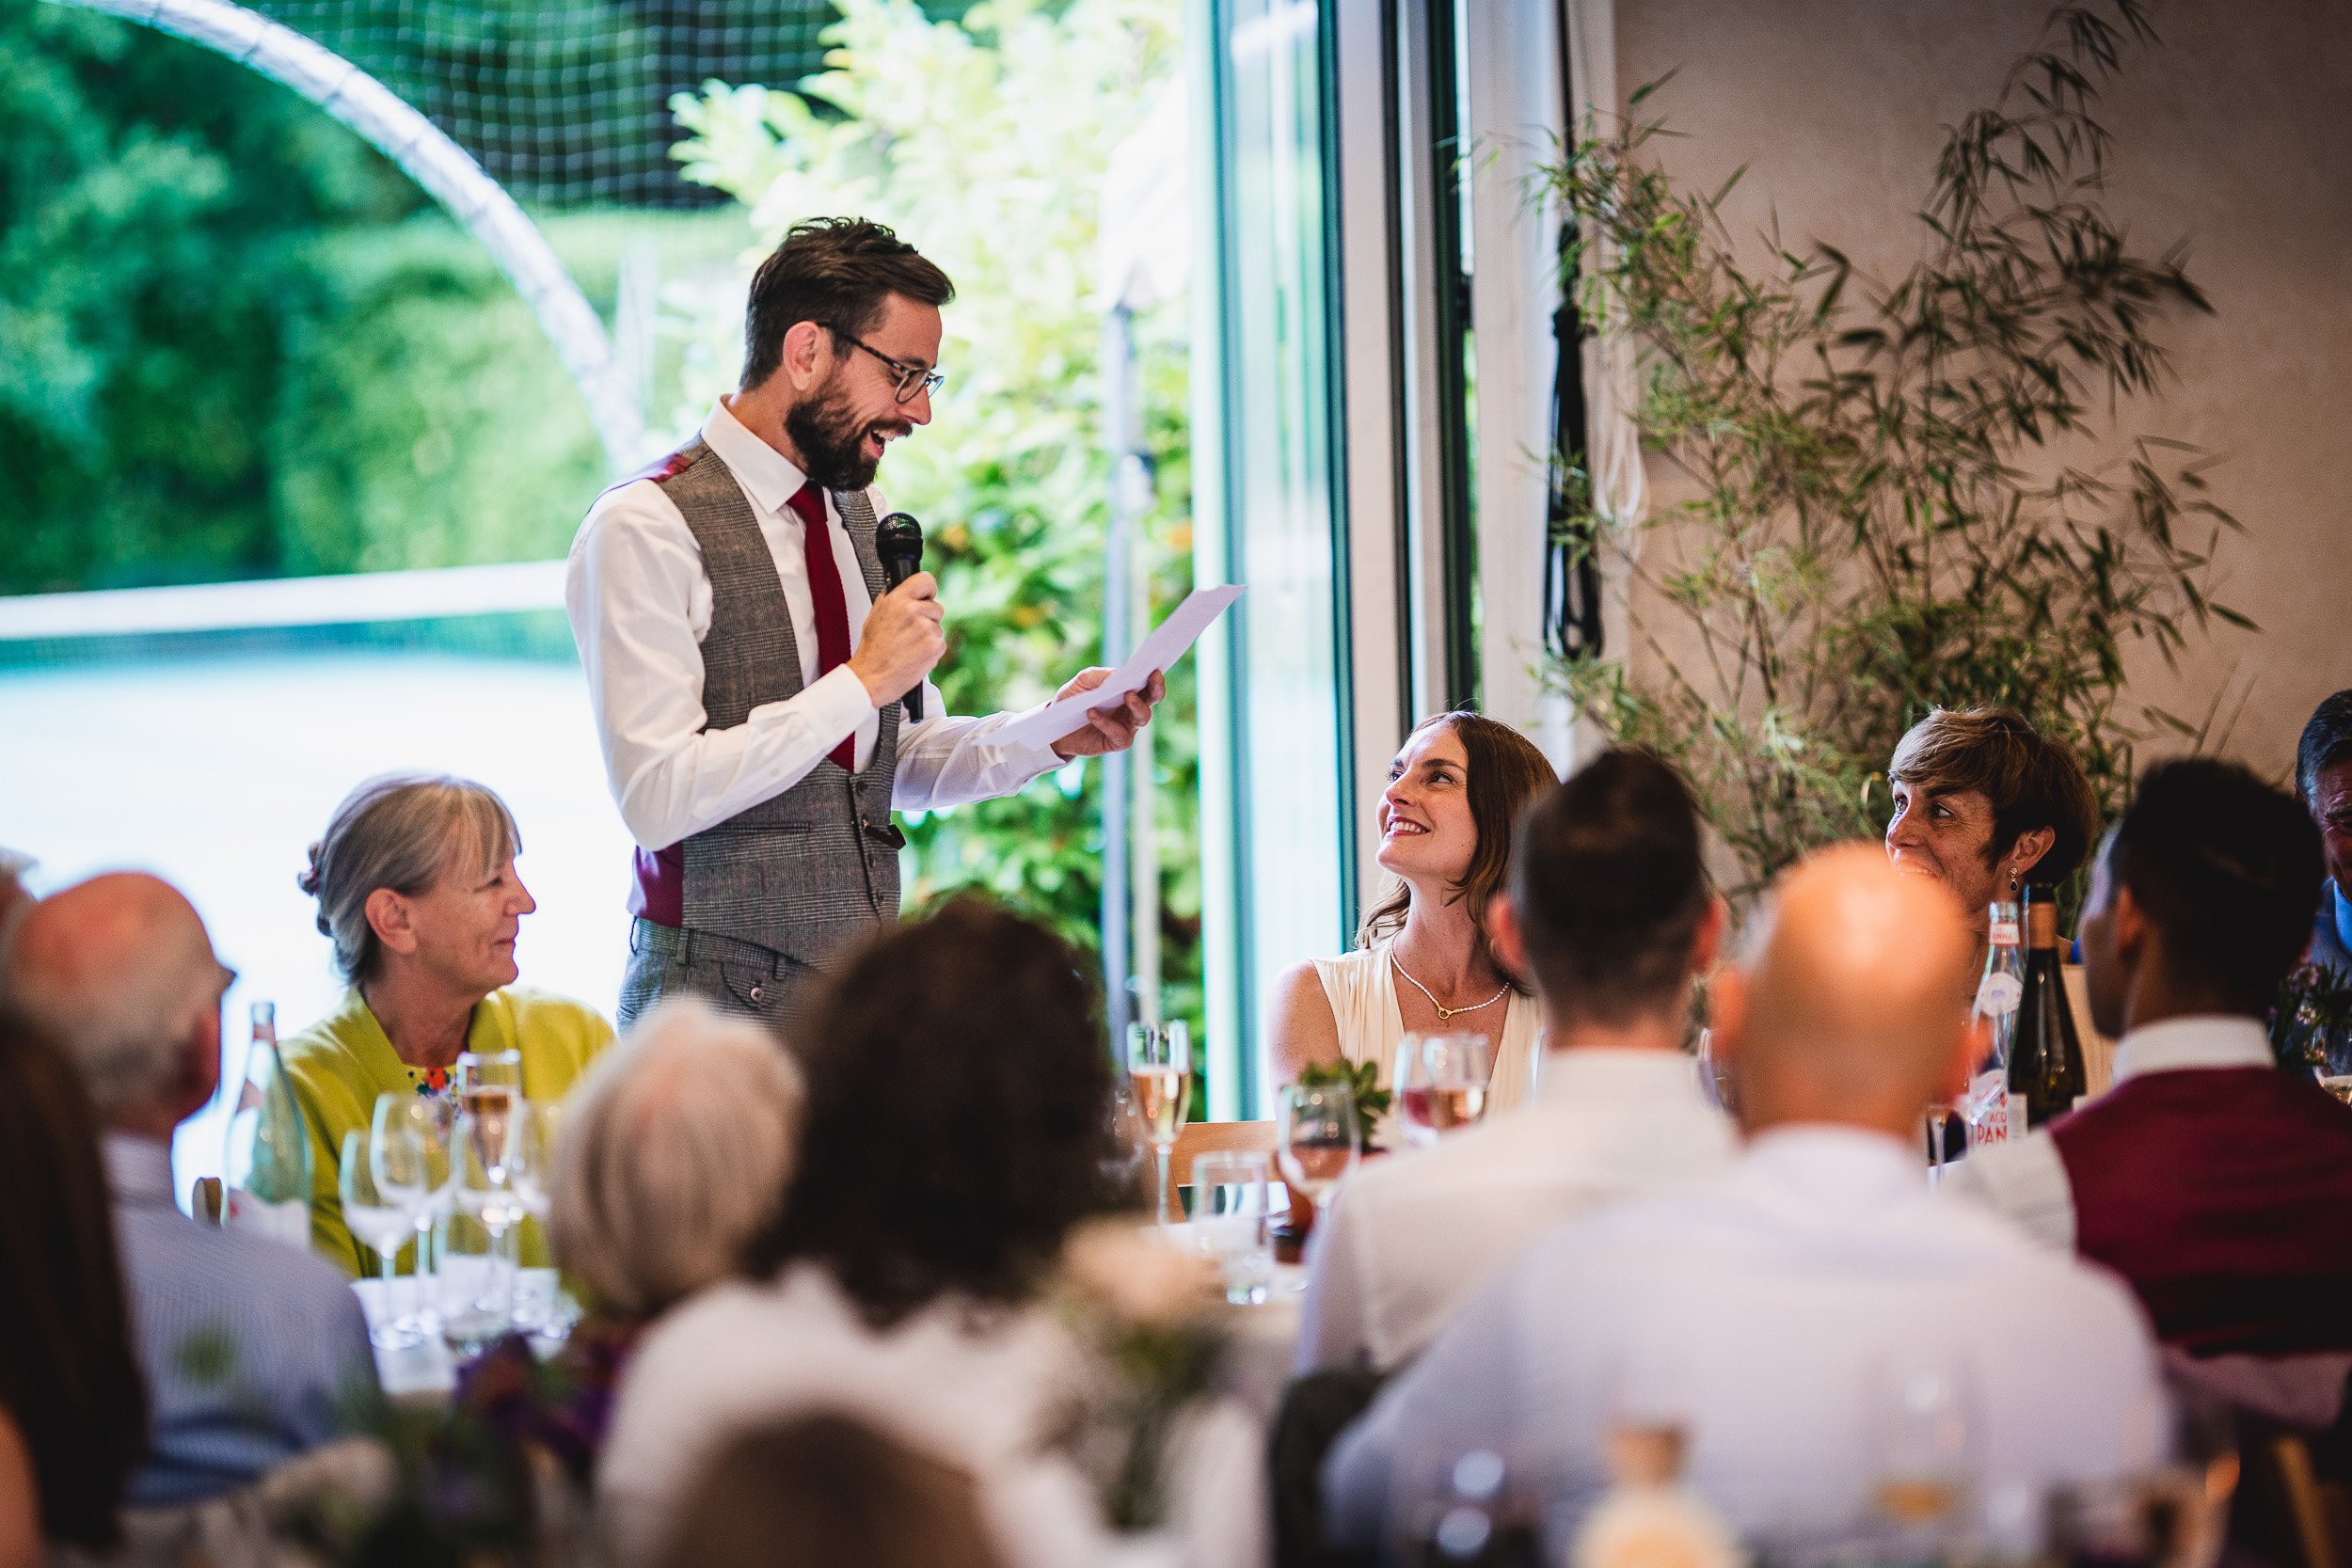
[667,0,1202,1016]
[1539,0,2248,916]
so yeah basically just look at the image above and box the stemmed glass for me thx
[1393,1031,1495,1148]
[1126,1022,1192,1227]
[452,1101,527,1332]
[1277,1082,1359,1211]
[372,1092,453,1336]
[504,1101,563,1330]
[341,1129,423,1346]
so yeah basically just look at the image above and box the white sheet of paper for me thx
[998,584,1244,751]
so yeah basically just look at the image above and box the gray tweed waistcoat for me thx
[660,439,901,963]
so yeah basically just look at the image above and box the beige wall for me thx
[1603,0,2352,782]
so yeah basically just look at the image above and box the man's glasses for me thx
[831,329,945,404]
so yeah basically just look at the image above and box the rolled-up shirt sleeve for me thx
[567,481,874,849]
[565,480,1068,848]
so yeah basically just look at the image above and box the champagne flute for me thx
[1277,1082,1359,1208]
[372,1092,453,1335]
[1127,1022,1191,1227]
[1393,1031,1494,1147]
[341,1129,422,1346]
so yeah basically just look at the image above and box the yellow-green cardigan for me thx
[279,984,614,1276]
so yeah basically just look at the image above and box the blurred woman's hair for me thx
[1887,707,2101,886]
[1359,710,1560,983]
[747,897,1112,1326]
[548,996,805,1320]
[299,772,520,983]
[0,1012,148,1550]
[654,1413,1004,1568]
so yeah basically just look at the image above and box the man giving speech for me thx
[566,218,1162,1029]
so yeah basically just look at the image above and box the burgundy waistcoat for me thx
[2052,1066,2352,1357]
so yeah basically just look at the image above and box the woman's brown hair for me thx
[1359,711,1560,986]
[1887,706,2102,887]
[0,1013,148,1549]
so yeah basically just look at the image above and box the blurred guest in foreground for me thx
[1293,749,1734,1374]
[458,996,806,1480]
[4,874,378,1506]
[1884,706,2100,959]
[281,772,613,1274]
[653,1412,1006,1568]
[1271,711,1558,1117]
[1952,760,2352,1373]
[600,898,1260,1568]
[2296,690,2352,985]
[0,1014,147,1566]
[1326,846,2163,1558]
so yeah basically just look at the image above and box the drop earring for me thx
[2008,867,2020,895]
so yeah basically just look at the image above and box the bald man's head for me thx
[1717,844,1977,1136]
[4,873,225,1127]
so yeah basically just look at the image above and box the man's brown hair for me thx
[1887,706,2102,885]
[1510,748,1711,1027]
[741,217,955,390]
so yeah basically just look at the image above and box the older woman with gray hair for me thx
[451,995,805,1480]
[548,995,805,1318]
[280,771,614,1275]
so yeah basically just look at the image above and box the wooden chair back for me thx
[1169,1118,1279,1193]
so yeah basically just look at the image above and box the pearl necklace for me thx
[1390,952,1511,1021]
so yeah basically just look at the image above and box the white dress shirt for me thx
[598,1263,1267,1568]
[1325,1126,2166,1559]
[1295,1048,1735,1374]
[1944,1015,2274,1250]
[564,401,1065,850]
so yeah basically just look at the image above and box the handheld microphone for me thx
[875,512,926,722]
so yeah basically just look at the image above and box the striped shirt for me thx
[105,1133,379,1505]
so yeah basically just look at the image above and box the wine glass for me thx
[1277,1082,1359,1208]
[1127,1022,1191,1227]
[451,1104,527,1333]
[455,1047,523,1111]
[341,1129,422,1346]
[1393,1031,1495,1148]
[504,1101,564,1330]
[372,1092,453,1335]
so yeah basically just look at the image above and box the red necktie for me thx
[788,482,858,772]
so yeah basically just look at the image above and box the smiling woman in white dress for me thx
[1270,711,1560,1118]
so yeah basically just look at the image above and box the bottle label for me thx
[1973,973,2023,1015]
[1989,921,2020,947]
[1963,1070,2010,1146]
[224,1190,310,1249]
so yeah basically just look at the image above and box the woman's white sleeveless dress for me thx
[1307,940,1542,1117]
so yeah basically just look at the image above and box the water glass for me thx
[1393,1031,1495,1148]
[1190,1150,1274,1305]
[1277,1082,1359,1205]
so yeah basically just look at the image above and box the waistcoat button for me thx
[749,984,764,1006]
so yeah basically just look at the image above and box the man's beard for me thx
[785,376,908,492]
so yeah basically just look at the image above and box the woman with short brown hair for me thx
[1884,705,2102,944]
[1269,710,1560,1117]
